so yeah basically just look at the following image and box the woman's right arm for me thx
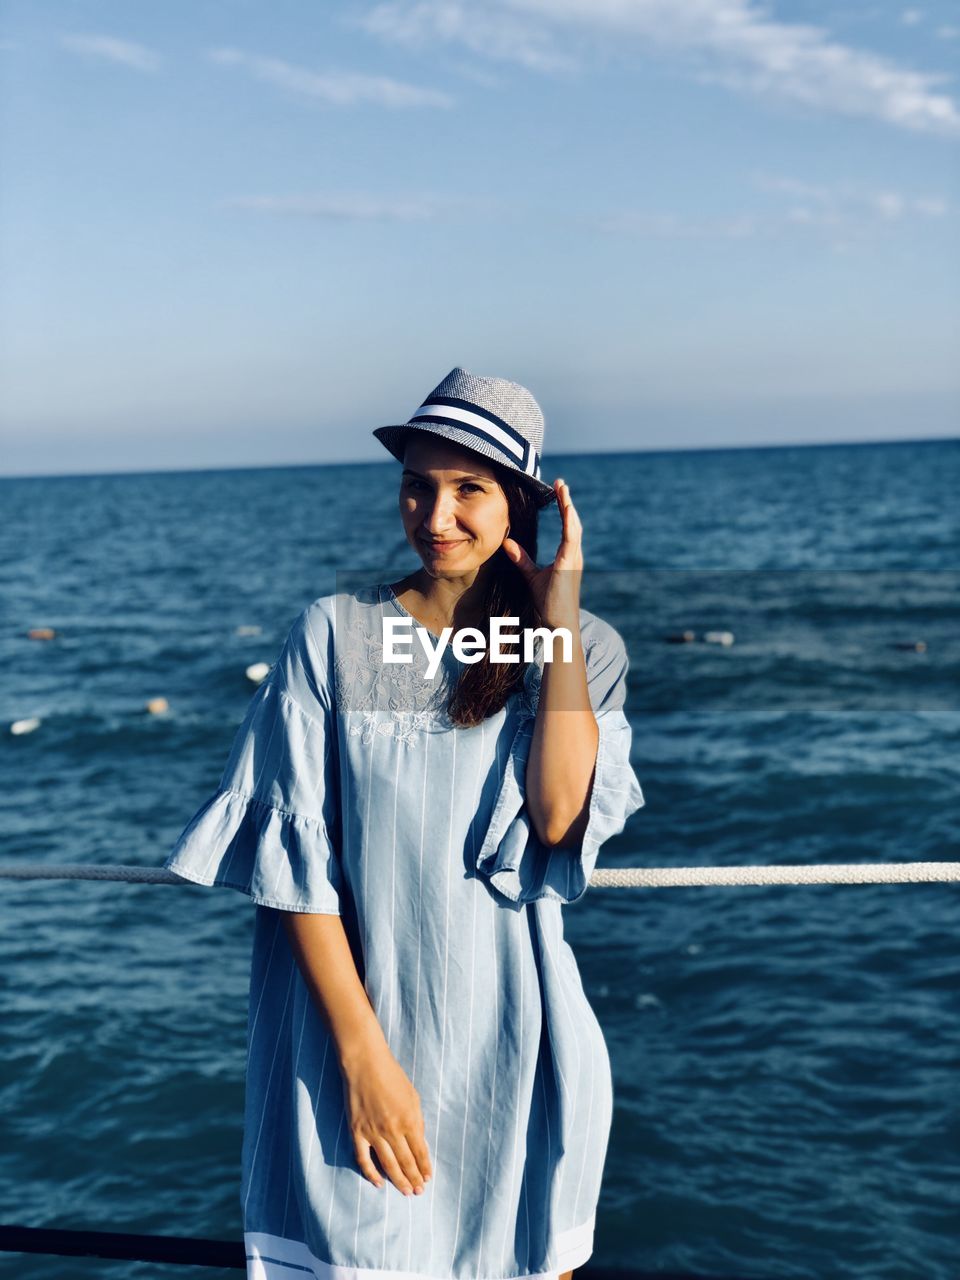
[277,910,433,1197]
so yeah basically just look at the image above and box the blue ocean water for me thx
[1,439,958,1280]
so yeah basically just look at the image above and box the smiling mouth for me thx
[419,537,466,553]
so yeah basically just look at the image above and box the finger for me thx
[557,479,580,526]
[372,1134,416,1196]
[354,1138,384,1189]
[554,479,570,525]
[555,482,582,544]
[406,1132,433,1183]
[505,538,539,579]
[392,1132,428,1193]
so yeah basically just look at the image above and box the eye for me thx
[404,480,484,493]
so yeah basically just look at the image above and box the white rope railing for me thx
[589,862,960,887]
[1,863,958,888]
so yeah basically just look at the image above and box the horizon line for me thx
[1,432,957,482]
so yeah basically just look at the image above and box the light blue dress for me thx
[164,582,644,1280]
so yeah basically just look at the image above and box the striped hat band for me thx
[409,396,541,481]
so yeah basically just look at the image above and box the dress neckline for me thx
[379,584,466,663]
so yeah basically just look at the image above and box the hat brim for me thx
[372,422,556,509]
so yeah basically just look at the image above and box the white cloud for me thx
[750,173,951,247]
[913,195,948,215]
[356,0,960,136]
[225,176,951,238]
[208,47,453,108]
[58,32,160,72]
[754,172,950,221]
[936,25,960,40]
[589,173,951,246]
[753,175,835,203]
[590,210,759,238]
[221,193,442,220]
[871,190,906,219]
[351,3,577,72]
[446,60,506,89]
[900,8,923,25]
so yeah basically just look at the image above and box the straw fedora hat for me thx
[372,366,557,509]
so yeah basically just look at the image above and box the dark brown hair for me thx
[445,466,545,728]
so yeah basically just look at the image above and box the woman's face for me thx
[399,435,510,577]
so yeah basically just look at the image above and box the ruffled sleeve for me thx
[475,614,644,907]
[163,600,344,914]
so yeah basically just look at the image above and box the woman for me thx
[164,366,645,1280]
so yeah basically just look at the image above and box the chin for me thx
[419,558,479,580]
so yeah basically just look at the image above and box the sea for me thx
[1,438,958,1280]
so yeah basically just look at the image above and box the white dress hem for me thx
[244,1212,595,1280]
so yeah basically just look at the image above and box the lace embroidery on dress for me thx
[331,586,544,748]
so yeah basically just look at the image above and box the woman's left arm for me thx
[501,475,596,848]
[524,620,599,847]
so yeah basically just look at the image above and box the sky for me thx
[0,0,958,477]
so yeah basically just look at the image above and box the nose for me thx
[422,489,461,535]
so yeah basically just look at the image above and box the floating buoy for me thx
[892,640,927,653]
[10,717,41,735]
[704,630,735,646]
[246,662,271,684]
[236,624,263,637]
[665,631,696,644]
[27,627,56,640]
[145,697,170,715]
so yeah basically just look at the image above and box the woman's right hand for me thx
[340,1043,433,1195]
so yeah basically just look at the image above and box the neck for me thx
[405,567,492,628]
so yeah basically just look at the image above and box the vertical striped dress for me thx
[164,582,645,1280]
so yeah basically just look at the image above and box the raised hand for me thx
[501,478,583,629]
